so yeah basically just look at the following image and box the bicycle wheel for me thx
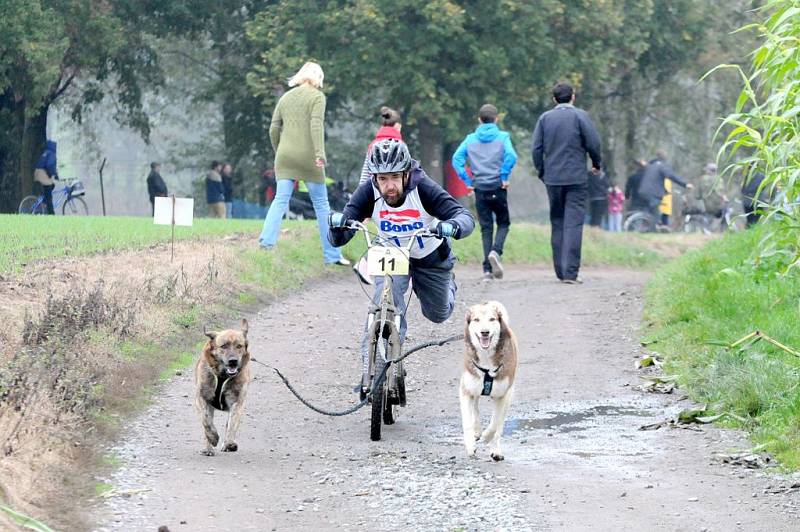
[62,196,88,215]
[370,355,386,441]
[383,353,396,426]
[624,212,654,233]
[18,195,44,215]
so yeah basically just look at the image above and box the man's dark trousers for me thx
[475,188,510,273]
[546,183,587,280]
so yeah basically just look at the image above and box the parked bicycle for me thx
[344,219,442,441]
[623,209,671,233]
[18,179,88,215]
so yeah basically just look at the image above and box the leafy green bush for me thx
[709,0,800,272]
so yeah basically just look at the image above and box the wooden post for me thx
[99,158,107,216]
[171,194,176,262]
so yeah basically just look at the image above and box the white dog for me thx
[460,301,518,460]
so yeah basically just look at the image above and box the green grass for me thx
[643,225,800,467]
[159,351,196,380]
[172,305,199,328]
[93,482,113,497]
[0,214,265,274]
[0,504,55,531]
[336,222,676,269]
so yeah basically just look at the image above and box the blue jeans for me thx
[258,179,342,263]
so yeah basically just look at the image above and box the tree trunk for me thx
[417,119,444,185]
[20,106,48,198]
[0,95,47,212]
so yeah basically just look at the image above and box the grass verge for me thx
[0,215,265,274]
[643,225,800,468]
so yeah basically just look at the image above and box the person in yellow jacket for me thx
[659,179,672,226]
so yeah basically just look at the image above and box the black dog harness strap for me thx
[473,362,503,396]
[211,374,231,411]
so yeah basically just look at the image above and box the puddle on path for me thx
[504,405,651,435]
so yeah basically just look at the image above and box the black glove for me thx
[328,211,349,229]
[434,221,458,238]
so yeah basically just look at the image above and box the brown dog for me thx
[460,301,518,460]
[194,319,251,456]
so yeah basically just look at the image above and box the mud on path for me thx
[93,266,799,531]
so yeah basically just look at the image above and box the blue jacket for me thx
[206,170,225,204]
[35,140,58,178]
[532,103,602,186]
[452,123,517,190]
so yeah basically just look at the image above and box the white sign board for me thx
[154,197,194,226]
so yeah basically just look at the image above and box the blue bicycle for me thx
[18,180,88,215]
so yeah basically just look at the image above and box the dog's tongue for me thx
[226,367,238,375]
[479,335,491,349]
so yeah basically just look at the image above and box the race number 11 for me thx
[367,247,409,276]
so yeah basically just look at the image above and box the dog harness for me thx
[473,362,503,396]
[211,373,232,411]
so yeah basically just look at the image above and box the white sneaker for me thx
[329,258,351,266]
[488,251,504,279]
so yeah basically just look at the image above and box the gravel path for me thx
[92,266,800,531]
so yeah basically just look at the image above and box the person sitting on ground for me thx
[146,162,168,216]
[328,138,475,394]
[452,103,517,280]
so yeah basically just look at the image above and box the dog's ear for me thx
[465,307,473,324]
[490,301,509,325]
[240,318,249,338]
[204,326,217,342]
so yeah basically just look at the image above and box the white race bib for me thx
[366,246,409,276]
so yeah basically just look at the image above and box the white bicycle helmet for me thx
[366,138,411,174]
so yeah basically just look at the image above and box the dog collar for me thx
[473,361,503,396]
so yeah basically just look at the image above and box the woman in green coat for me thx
[258,61,348,265]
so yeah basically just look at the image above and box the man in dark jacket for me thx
[532,83,602,283]
[637,150,693,220]
[33,140,59,215]
[329,139,474,392]
[146,162,168,215]
[452,103,517,279]
[624,159,647,210]
[587,168,610,227]
[741,167,769,227]
[206,160,226,218]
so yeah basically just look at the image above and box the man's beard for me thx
[383,192,403,207]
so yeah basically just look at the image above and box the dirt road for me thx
[92,266,799,531]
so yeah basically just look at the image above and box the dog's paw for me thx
[490,451,504,462]
[201,449,215,457]
[465,446,477,458]
[221,442,238,452]
[206,432,220,447]
[473,429,482,441]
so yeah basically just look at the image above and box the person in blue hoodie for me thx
[33,140,59,215]
[452,104,517,279]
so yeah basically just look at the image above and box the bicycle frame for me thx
[347,220,439,440]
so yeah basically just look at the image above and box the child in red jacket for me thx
[608,185,625,232]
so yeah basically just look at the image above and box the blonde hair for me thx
[288,61,324,88]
